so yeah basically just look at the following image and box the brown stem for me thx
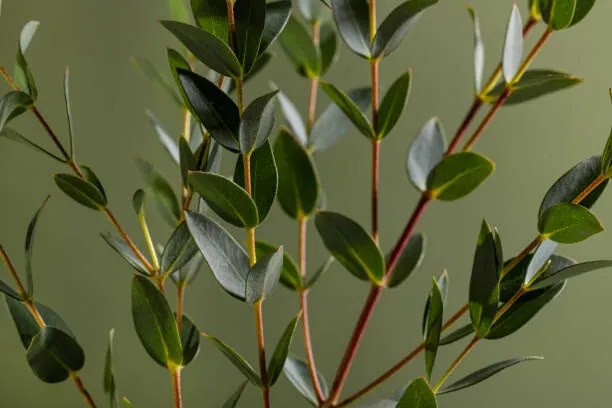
[104,209,156,275]
[255,302,271,408]
[572,174,607,204]
[500,236,542,279]
[71,373,97,408]
[0,245,28,297]
[170,367,183,408]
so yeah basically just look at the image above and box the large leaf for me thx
[258,1,292,57]
[160,222,199,277]
[239,90,278,154]
[331,0,371,58]
[537,203,603,244]
[255,241,303,290]
[267,314,301,386]
[284,356,329,404]
[54,174,107,211]
[320,82,375,139]
[377,71,411,139]
[185,211,250,300]
[315,211,384,284]
[190,0,229,41]
[131,276,183,367]
[407,118,446,192]
[396,377,437,408]
[203,334,262,386]
[388,233,425,288]
[0,91,34,133]
[279,16,321,77]
[24,196,49,298]
[426,152,494,201]
[531,260,612,290]
[245,247,284,303]
[234,0,266,73]
[502,5,523,83]
[424,278,443,381]
[27,327,85,383]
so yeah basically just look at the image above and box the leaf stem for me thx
[432,336,479,393]
[71,372,97,408]
[254,301,271,408]
[170,366,183,408]
[0,245,28,298]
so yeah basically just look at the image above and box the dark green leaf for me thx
[0,280,21,300]
[538,203,603,244]
[315,211,384,284]
[378,71,411,139]
[320,82,374,139]
[14,21,39,99]
[258,1,292,57]
[256,241,303,290]
[234,0,266,73]
[203,334,262,386]
[427,152,494,201]
[438,356,543,395]
[388,233,425,288]
[179,137,197,183]
[189,172,259,228]
[279,16,321,77]
[101,233,150,276]
[222,381,248,408]
[167,48,192,106]
[372,0,437,58]
[275,129,320,219]
[161,222,199,276]
[284,356,329,404]
[27,327,85,383]
[407,118,446,192]
[137,159,181,225]
[439,324,474,346]
[131,275,183,367]
[24,196,49,298]
[185,211,250,300]
[179,314,200,366]
[469,220,502,337]
[502,5,523,83]
[190,0,229,41]
[319,23,339,75]
[132,57,182,106]
[80,165,107,201]
[234,141,278,222]
[397,377,437,408]
[422,271,448,336]
[0,91,34,133]
[331,0,371,58]
[104,329,118,408]
[161,20,242,77]
[54,173,107,210]
[531,260,612,290]
[468,7,485,94]
[245,247,284,303]
[569,0,595,26]
[268,314,301,385]
[240,90,278,153]
[425,278,443,381]
[0,127,65,163]
[540,0,577,30]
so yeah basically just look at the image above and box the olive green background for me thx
[0,1,610,407]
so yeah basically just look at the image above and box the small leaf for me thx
[331,0,371,58]
[101,233,150,276]
[63,68,75,159]
[320,82,375,139]
[531,260,612,290]
[54,174,107,210]
[306,257,334,289]
[275,130,320,219]
[538,203,603,244]
[240,90,278,154]
[279,16,321,77]
[427,152,494,201]
[161,222,199,277]
[14,21,39,99]
[439,324,474,346]
[424,278,444,381]
[524,240,557,285]
[468,7,485,94]
[185,211,250,300]
[268,314,301,385]
[438,357,543,395]
[190,0,229,41]
[0,91,34,133]
[256,241,303,291]
[104,329,118,408]
[502,5,523,83]
[0,280,21,300]
[277,90,308,146]
[80,165,107,201]
[407,118,446,192]
[315,211,384,284]
[0,127,65,163]
[258,1,292,57]
[388,233,425,288]
[397,377,437,408]
[145,111,180,164]
[161,20,242,77]
[131,275,183,367]
[132,57,183,106]
[377,70,411,139]
[24,196,49,298]
[137,159,181,225]
[319,23,339,75]
[179,137,197,183]
[179,314,200,366]
[284,356,329,404]
[245,247,284,304]
[540,0,577,30]
[203,334,262,386]
[222,381,248,408]
[27,327,85,383]
[177,69,241,152]
[189,172,259,228]
[372,0,438,58]
[309,87,372,152]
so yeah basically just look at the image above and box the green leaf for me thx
[371,0,437,58]
[161,20,241,77]
[233,0,266,73]
[27,327,85,383]
[377,70,411,139]
[427,152,494,201]
[275,129,320,219]
[388,233,425,288]
[439,324,474,346]
[306,257,334,289]
[0,280,21,300]
[407,118,446,192]
[486,282,565,339]
[331,0,371,58]
[319,23,339,75]
[190,0,229,41]
[189,172,259,228]
[315,211,384,284]
[468,7,485,94]
[397,377,437,408]
[179,137,197,183]
[167,48,192,106]
[137,159,181,225]
[104,329,118,408]
[469,220,502,337]
[185,211,250,300]
[80,165,107,201]
[0,127,65,163]
[258,1,292,57]
[101,233,150,276]
[320,82,375,139]
[179,314,200,366]
[203,334,262,386]
[424,278,444,381]
[279,16,321,77]
[132,57,182,107]
[14,21,39,99]
[145,111,180,164]
[171,252,203,286]
[54,173,107,210]
[502,5,523,83]
[602,128,612,176]
[538,203,603,244]
[268,314,301,386]
[284,356,329,404]
[438,357,543,395]
[422,271,448,336]
[131,275,183,367]
[531,260,612,290]
[240,90,278,154]
[309,87,371,152]
[277,90,308,146]
[245,246,284,303]
[222,381,248,408]
[0,91,34,133]
[256,241,303,290]
[24,196,49,298]
[569,0,595,26]
[298,0,322,22]
[540,0,577,30]
[161,222,199,277]
[234,141,278,222]
[177,69,241,151]
[540,156,608,218]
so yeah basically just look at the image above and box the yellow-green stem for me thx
[433,336,479,393]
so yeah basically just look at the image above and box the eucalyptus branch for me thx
[432,336,479,393]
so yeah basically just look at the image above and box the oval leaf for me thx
[279,16,321,77]
[245,246,284,304]
[240,90,278,154]
[378,70,411,139]
[27,327,85,383]
[502,5,523,83]
[256,241,303,291]
[538,203,603,244]
[284,356,329,404]
[388,233,425,288]
[331,0,371,58]
[234,0,266,73]
[427,152,494,201]
[407,118,446,192]
[54,174,107,210]
[161,222,199,276]
[320,82,375,139]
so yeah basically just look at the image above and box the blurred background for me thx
[0,0,610,407]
